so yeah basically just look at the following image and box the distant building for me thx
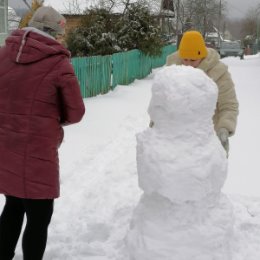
[8,0,32,17]
[205,31,222,48]
[0,0,8,46]
[1,0,32,46]
[63,14,83,35]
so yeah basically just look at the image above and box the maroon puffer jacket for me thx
[0,29,85,199]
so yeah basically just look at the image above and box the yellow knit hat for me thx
[178,31,208,60]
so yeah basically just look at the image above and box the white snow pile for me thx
[126,65,234,260]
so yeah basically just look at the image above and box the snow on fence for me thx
[71,44,177,98]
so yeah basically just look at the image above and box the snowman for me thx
[126,65,234,260]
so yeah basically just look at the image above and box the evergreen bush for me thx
[67,3,163,57]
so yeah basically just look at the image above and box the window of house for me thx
[0,0,7,34]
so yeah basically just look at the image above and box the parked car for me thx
[219,41,244,59]
[160,34,176,44]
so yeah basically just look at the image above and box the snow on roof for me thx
[8,0,32,17]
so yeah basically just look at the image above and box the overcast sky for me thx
[9,0,260,19]
[43,0,260,19]
[227,0,260,19]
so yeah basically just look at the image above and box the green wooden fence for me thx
[72,44,176,98]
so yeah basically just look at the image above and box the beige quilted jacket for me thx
[166,48,239,135]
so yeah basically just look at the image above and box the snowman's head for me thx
[148,65,218,127]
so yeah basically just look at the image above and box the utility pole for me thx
[217,0,222,48]
[176,0,180,34]
[257,5,260,52]
[176,0,182,48]
[203,0,207,37]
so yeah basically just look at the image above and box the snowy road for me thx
[1,54,260,259]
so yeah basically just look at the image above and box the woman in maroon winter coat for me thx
[0,6,85,260]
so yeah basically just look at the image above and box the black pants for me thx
[0,195,54,260]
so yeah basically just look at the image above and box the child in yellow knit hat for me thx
[179,31,208,58]
[150,30,239,156]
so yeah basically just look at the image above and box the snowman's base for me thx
[126,192,234,260]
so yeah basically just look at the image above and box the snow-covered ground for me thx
[1,54,260,259]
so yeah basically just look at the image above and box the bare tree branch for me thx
[62,0,82,14]
[22,0,31,9]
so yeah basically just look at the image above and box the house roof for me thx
[8,0,32,17]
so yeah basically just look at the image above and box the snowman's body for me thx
[126,65,234,260]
